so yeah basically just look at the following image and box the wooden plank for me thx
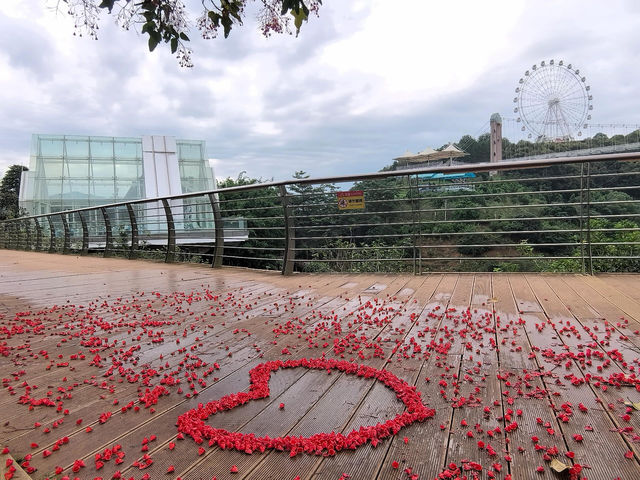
[508,274,543,313]
[377,274,467,480]
[301,276,448,480]
[493,275,537,370]
[580,274,640,322]
[543,275,599,319]
[304,275,459,480]
[440,275,506,480]
[97,277,413,479]
[448,274,473,310]
[28,292,373,477]
[145,286,422,479]
[525,277,640,479]
[433,274,458,304]
[5,249,640,480]
[540,276,640,436]
[598,274,640,304]
[0,266,370,476]
[557,275,640,351]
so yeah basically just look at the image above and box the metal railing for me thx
[1,152,640,275]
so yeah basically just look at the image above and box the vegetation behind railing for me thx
[1,153,639,274]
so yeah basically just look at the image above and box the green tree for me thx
[625,129,640,144]
[351,176,412,244]
[449,133,490,163]
[62,0,322,66]
[0,165,28,220]
[217,172,283,269]
[287,170,338,267]
[288,170,336,219]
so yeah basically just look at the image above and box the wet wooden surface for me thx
[1,251,640,480]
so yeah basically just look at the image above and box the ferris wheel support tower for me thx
[488,112,503,176]
[490,113,503,164]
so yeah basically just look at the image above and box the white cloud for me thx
[2,0,640,182]
[317,0,526,115]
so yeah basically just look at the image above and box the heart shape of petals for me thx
[177,358,434,457]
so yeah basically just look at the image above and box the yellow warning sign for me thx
[337,190,365,210]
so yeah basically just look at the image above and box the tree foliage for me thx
[217,172,283,270]
[59,0,322,66]
[0,165,28,220]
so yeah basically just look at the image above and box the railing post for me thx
[100,207,113,258]
[20,221,27,250]
[19,221,25,249]
[579,163,586,274]
[409,174,420,275]
[46,216,56,253]
[12,222,19,250]
[14,221,22,250]
[34,218,42,251]
[126,204,139,259]
[78,211,89,255]
[585,162,593,275]
[208,193,224,268]
[4,223,9,249]
[61,213,70,254]
[11,222,18,249]
[7,222,13,249]
[161,199,176,263]
[279,185,295,275]
[2,223,8,249]
[13,221,19,250]
[24,219,32,251]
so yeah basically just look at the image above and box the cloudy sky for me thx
[1,0,640,182]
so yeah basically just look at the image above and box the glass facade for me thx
[178,140,214,193]
[20,134,215,215]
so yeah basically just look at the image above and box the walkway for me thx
[1,251,640,480]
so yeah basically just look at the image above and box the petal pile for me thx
[176,358,434,456]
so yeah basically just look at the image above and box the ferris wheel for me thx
[513,60,593,141]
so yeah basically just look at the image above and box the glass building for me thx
[19,134,215,215]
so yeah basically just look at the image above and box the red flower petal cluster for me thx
[177,358,434,456]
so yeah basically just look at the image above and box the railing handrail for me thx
[2,150,640,277]
[5,151,640,223]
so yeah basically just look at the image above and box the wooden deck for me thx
[1,251,640,480]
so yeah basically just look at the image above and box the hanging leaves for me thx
[72,1,323,66]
